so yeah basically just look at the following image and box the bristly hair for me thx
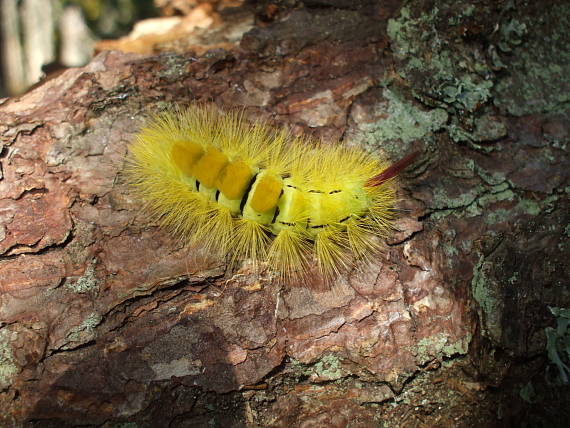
[126,104,416,288]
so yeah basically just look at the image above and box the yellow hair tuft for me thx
[126,104,412,287]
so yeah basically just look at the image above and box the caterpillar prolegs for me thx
[127,104,416,283]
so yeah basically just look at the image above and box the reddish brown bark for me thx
[1,1,569,426]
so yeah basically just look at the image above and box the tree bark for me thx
[1,0,569,426]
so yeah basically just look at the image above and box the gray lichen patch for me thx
[0,329,19,391]
[431,180,481,211]
[387,4,494,112]
[413,333,472,366]
[289,354,350,383]
[67,258,100,293]
[493,3,570,116]
[448,113,508,145]
[471,255,503,342]
[62,312,102,350]
[471,202,570,354]
[353,88,447,156]
[309,354,344,382]
[545,306,570,384]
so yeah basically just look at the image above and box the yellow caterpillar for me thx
[127,104,415,284]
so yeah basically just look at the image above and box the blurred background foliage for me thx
[63,0,157,38]
[0,0,160,96]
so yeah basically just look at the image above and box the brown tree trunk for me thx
[1,1,568,426]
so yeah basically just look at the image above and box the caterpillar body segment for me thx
[127,105,404,283]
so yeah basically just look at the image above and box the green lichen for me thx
[0,329,19,390]
[426,166,558,224]
[512,194,556,217]
[447,121,479,146]
[483,193,558,225]
[515,199,542,217]
[464,202,483,218]
[478,189,515,207]
[448,113,508,146]
[311,354,343,381]
[493,4,570,115]
[471,255,503,342]
[519,381,537,403]
[159,53,191,80]
[461,178,510,212]
[491,182,510,193]
[430,194,486,220]
[460,240,473,252]
[443,243,459,258]
[441,78,493,113]
[447,158,476,179]
[447,4,475,25]
[388,5,494,112]
[497,18,527,53]
[428,209,452,222]
[431,181,481,211]
[63,312,102,349]
[545,306,570,384]
[507,271,520,286]
[485,208,513,225]
[440,333,471,357]
[289,354,345,381]
[67,259,99,293]
[414,333,472,365]
[473,115,507,142]
[359,88,447,154]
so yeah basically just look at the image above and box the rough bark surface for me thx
[1,0,569,427]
